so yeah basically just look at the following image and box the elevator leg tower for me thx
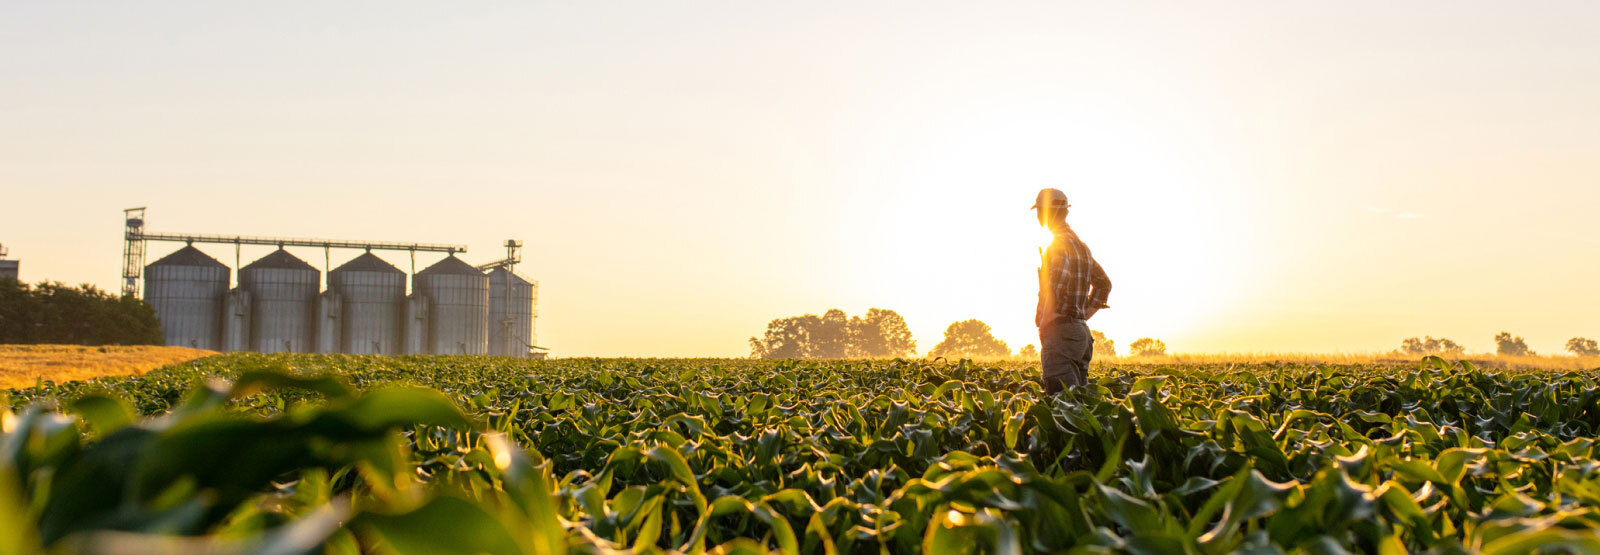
[122,207,147,297]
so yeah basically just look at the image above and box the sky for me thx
[2,2,1597,357]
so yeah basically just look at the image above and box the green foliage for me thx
[6,354,1600,553]
[1496,331,1534,356]
[1568,337,1599,357]
[930,319,1011,358]
[1091,330,1116,357]
[750,308,917,359]
[1129,337,1166,356]
[0,278,163,346]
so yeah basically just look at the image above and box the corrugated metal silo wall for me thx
[222,289,251,352]
[241,266,320,353]
[332,270,406,354]
[403,294,429,355]
[529,281,539,351]
[487,269,534,357]
[144,263,228,350]
[416,272,488,355]
[316,291,342,353]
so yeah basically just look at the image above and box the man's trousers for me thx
[1040,317,1093,395]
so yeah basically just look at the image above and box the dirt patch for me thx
[0,345,216,389]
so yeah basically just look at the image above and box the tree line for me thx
[748,308,918,359]
[1398,332,1599,357]
[750,309,1170,359]
[0,278,164,346]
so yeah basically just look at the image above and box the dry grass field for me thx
[0,345,215,389]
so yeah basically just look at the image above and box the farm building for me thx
[122,208,542,357]
[0,243,17,280]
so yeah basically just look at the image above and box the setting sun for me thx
[3,2,1596,359]
[3,3,1598,552]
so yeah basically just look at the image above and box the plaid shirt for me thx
[1038,224,1111,324]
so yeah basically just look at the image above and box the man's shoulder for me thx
[1056,229,1090,251]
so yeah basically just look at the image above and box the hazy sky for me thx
[4,2,1597,357]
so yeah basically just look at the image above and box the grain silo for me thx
[487,268,535,357]
[403,294,429,355]
[239,249,319,353]
[143,246,229,350]
[315,291,342,353]
[414,255,488,355]
[329,252,406,354]
[222,288,251,351]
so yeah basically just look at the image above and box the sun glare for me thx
[855,98,1256,353]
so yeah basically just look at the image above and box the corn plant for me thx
[6,355,1600,553]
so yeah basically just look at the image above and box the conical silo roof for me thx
[149,246,227,268]
[418,255,482,276]
[333,252,403,274]
[243,249,317,271]
[486,267,533,285]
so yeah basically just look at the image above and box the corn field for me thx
[5,355,1600,553]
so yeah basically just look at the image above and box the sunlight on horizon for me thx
[3,2,1598,356]
[857,101,1259,354]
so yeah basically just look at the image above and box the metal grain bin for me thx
[414,255,488,355]
[239,249,319,353]
[222,288,251,352]
[403,294,429,355]
[315,291,342,353]
[329,253,405,354]
[487,268,535,357]
[143,246,229,350]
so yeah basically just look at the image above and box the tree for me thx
[811,309,851,358]
[929,319,1010,359]
[1018,344,1038,359]
[1568,337,1600,357]
[1091,330,1116,357]
[1128,338,1166,357]
[749,314,821,359]
[1494,332,1532,357]
[1399,336,1464,356]
[750,308,916,359]
[847,308,916,358]
[0,279,162,345]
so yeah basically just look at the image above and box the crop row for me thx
[5,356,1600,553]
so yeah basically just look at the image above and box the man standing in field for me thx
[1034,188,1112,394]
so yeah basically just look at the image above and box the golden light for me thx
[484,432,514,470]
[837,91,1262,355]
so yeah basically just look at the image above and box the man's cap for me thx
[1030,188,1070,210]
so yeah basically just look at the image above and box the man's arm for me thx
[1087,257,1111,311]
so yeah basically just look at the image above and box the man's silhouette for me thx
[1034,188,1111,394]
